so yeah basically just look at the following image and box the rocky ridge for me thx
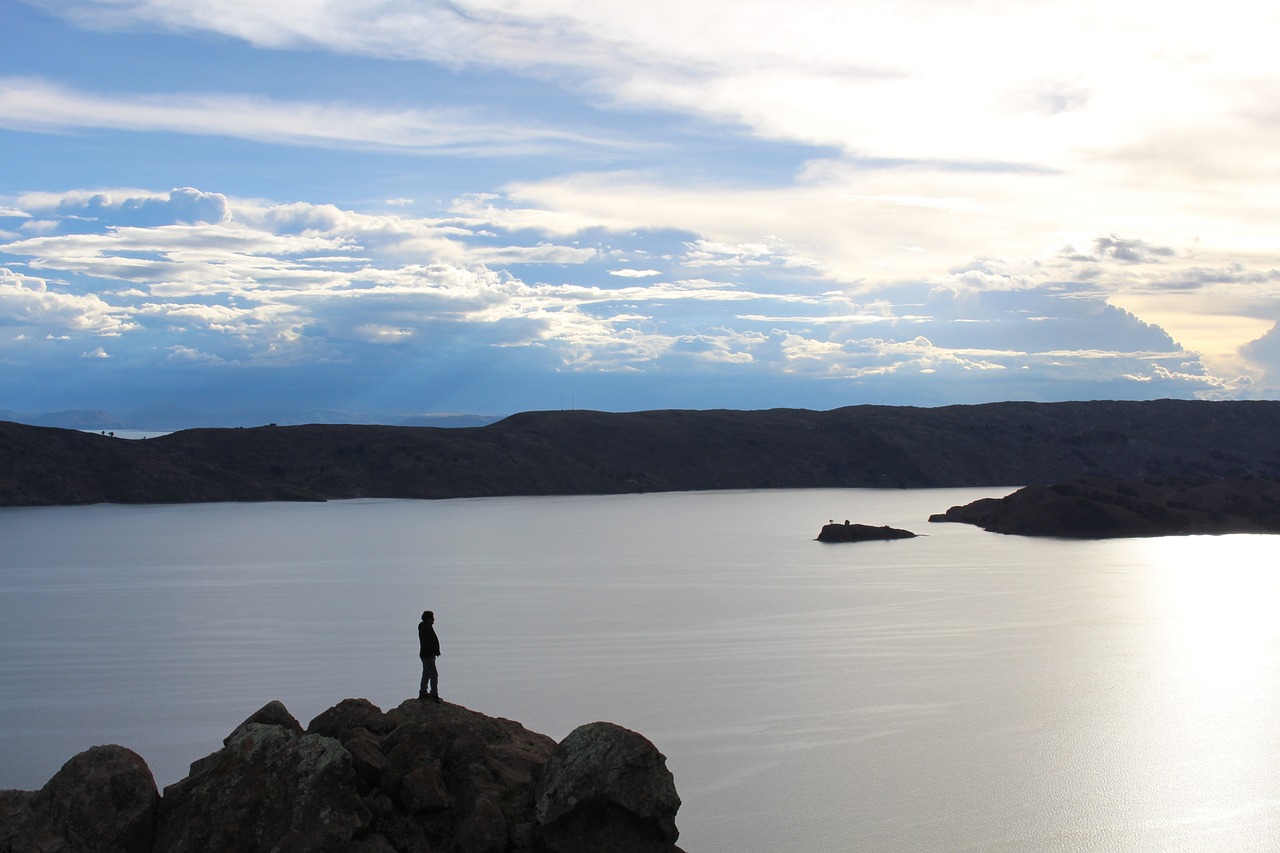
[0,698,683,853]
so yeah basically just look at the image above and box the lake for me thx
[2,488,1279,851]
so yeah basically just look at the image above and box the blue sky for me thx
[3,0,1279,422]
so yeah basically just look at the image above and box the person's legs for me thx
[425,656,439,700]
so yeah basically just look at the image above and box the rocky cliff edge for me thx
[0,697,683,853]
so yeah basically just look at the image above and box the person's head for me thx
[422,610,434,623]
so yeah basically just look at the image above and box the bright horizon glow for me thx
[3,0,1280,421]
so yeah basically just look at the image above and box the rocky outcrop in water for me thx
[929,476,1280,538]
[0,698,683,853]
[816,521,917,543]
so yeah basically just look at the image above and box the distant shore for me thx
[79,429,174,440]
[5,399,1280,507]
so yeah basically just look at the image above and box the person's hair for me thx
[423,610,433,620]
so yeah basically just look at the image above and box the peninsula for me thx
[930,476,1280,538]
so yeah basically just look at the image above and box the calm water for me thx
[2,489,1279,852]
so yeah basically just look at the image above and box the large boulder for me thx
[379,698,558,850]
[0,744,159,853]
[535,722,682,853]
[230,697,304,739]
[308,697,393,741]
[153,704,371,852]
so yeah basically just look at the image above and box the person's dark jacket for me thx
[419,621,440,658]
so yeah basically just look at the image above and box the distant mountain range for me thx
[0,407,502,431]
[3,399,1280,507]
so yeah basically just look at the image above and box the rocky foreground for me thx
[930,476,1280,538]
[0,698,683,853]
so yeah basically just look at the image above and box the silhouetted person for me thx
[418,610,441,702]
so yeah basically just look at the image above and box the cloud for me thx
[0,185,1247,414]
[1237,322,1280,392]
[4,0,1276,416]
[0,76,633,156]
[167,345,226,364]
[0,267,136,335]
[1075,235,1177,265]
[608,268,662,278]
[50,0,1275,169]
[50,187,231,228]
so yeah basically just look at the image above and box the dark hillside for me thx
[932,476,1280,537]
[3,399,1280,506]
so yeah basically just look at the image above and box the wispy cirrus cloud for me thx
[0,76,633,156]
[47,0,1280,168]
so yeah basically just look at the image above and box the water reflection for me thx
[1139,535,1280,691]
[1125,535,1280,845]
[4,494,1280,852]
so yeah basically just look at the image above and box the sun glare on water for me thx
[1137,535,1280,692]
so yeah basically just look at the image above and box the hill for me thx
[931,476,1280,538]
[3,399,1280,506]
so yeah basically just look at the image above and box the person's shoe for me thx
[431,694,441,703]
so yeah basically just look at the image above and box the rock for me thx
[456,795,507,853]
[343,729,391,790]
[0,744,159,853]
[307,697,392,741]
[816,521,916,542]
[227,698,304,743]
[153,722,370,852]
[6,698,685,853]
[379,698,559,848]
[535,722,682,853]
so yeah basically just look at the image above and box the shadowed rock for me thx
[229,697,304,740]
[308,697,394,741]
[535,722,682,853]
[0,744,159,853]
[154,721,371,851]
[3,697,684,853]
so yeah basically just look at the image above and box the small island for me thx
[929,476,1280,538]
[817,521,917,543]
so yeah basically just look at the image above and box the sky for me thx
[2,0,1279,423]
